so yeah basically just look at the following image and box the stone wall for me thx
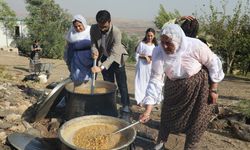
[0,47,19,55]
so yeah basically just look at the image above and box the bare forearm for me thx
[144,104,153,115]
[210,82,218,90]
[139,104,153,123]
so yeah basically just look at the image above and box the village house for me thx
[0,18,27,54]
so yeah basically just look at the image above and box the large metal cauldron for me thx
[65,80,118,120]
[59,115,136,150]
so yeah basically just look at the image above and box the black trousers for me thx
[101,62,130,107]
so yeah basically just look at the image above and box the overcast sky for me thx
[5,0,242,21]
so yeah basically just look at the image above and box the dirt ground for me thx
[0,51,250,150]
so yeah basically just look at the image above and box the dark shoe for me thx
[120,106,131,122]
[121,105,130,113]
[120,112,131,123]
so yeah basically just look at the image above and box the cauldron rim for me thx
[65,80,117,95]
[59,115,137,150]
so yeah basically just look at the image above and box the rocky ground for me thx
[0,51,250,150]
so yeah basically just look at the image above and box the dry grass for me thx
[0,65,13,80]
[235,100,250,118]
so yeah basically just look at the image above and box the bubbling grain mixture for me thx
[73,124,126,150]
[75,87,109,94]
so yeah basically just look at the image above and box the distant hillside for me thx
[87,17,157,38]
[15,13,157,39]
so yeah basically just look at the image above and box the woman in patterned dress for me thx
[139,24,225,150]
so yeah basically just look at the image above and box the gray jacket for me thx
[90,24,128,69]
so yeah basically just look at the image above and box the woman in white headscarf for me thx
[139,24,224,150]
[65,15,92,86]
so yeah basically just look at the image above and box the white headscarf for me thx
[65,14,90,43]
[161,24,190,79]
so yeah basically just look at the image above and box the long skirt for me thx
[158,68,213,149]
[135,58,152,104]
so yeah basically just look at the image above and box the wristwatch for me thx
[100,65,105,70]
[210,89,218,94]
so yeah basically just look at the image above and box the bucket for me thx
[64,80,118,120]
[59,115,136,150]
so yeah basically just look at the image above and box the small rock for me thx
[0,121,13,129]
[22,100,32,106]
[33,123,49,137]
[5,91,11,95]
[48,118,61,132]
[14,104,28,113]
[0,91,4,99]
[0,85,7,90]
[0,131,7,143]
[38,74,48,83]
[0,101,11,109]
[0,110,12,118]
[231,120,250,142]
[5,113,21,122]
[9,124,26,132]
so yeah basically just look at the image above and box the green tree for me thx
[199,0,250,74]
[0,0,16,37]
[121,32,139,62]
[154,4,181,29]
[22,0,71,59]
[235,14,250,76]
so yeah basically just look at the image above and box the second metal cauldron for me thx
[59,115,136,150]
[64,80,118,120]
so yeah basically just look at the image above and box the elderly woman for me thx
[65,14,92,86]
[139,24,224,150]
